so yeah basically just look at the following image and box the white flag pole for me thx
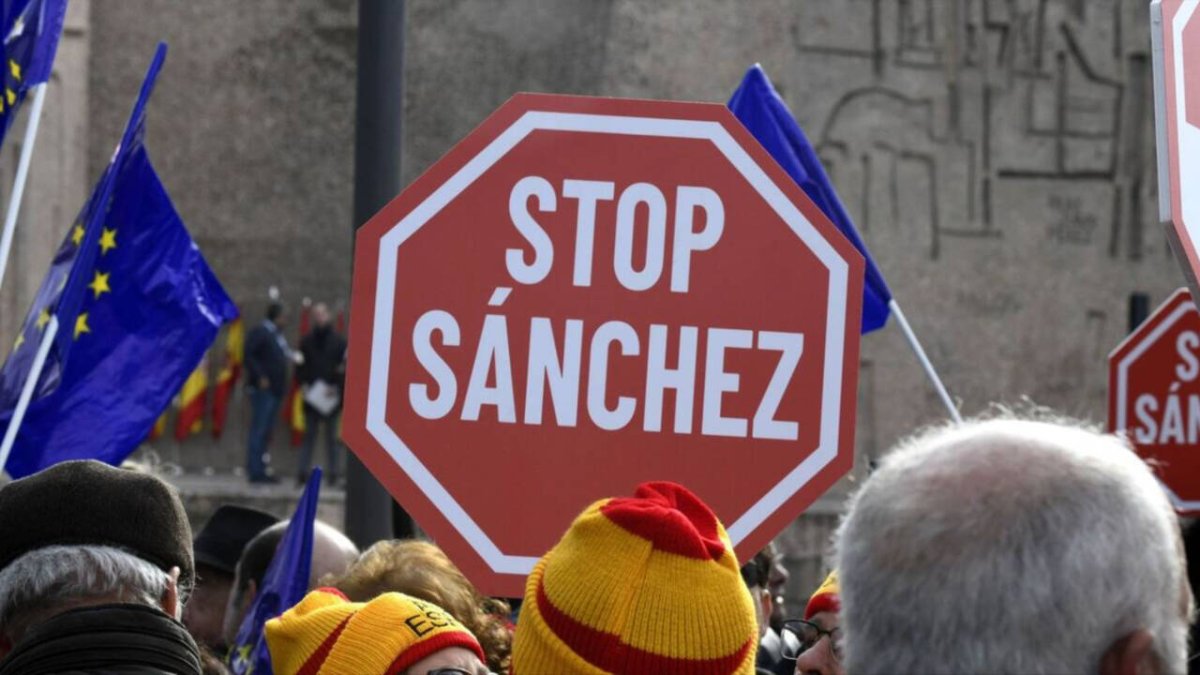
[0,314,57,474]
[0,82,49,297]
[888,299,962,423]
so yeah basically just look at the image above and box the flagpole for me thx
[0,314,58,473]
[888,299,962,423]
[0,82,49,297]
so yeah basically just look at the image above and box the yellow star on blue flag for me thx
[0,0,67,153]
[0,44,237,478]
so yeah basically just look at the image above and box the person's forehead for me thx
[808,610,838,631]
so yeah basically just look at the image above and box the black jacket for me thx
[0,603,202,675]
[244,320,289,397]
[297,326,347,391]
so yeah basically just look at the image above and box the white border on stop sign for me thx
[1111,287,1200,512]
[364,110,852,576]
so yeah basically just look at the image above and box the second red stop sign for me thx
[345,94,865,596]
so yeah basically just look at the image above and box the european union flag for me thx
[0,0,67,149]
[230,468,322,675]
[729,64,893,333]
[0,43,237,478]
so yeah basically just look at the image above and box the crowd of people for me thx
[0,415,1194,674]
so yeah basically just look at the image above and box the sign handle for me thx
[889,299,962,423]
[0,314,57,475]
[0,82,49,297]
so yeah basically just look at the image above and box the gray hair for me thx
[835,417,1189,675]
[0,545,177,644]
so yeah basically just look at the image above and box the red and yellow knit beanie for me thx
[265,587,486,675]
[511,481,758,675]
[804,570,840,620]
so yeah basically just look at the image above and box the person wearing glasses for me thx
[782,571,843,675]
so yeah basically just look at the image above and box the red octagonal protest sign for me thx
[1109,288,1200,515]
[1153,1,1200,288]
[345,94,865,596]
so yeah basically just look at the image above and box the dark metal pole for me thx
[347,0,407,548]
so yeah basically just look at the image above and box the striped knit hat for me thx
[804,570,840,620]
[265,587,485,675]
[511,481,758,675]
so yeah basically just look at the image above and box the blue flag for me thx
[0,43,238,478]
[230,468,322,675]
[0,0,67,149]
[729,64,893,333]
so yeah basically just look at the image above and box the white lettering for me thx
[1178,331,1200,382]
[506,176,556,285]
[462,314,516,423]
[670,186,724,293]
[524,318,583,426]
[562,179,614,288]
[1161,393,1185,444]
[752,331,804,440]
[587,321,640,430]
[643,325,697,434]
[1134,394,1159,444]
[613,183,667,291]
[702,328,753,437]
[409,310,460,419]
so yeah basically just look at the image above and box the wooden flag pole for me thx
[0,314,57,474]
[0,82,49,297]
[889,299,963,423]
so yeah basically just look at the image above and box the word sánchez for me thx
[1133,330,1200,444]
[407,176,806,441]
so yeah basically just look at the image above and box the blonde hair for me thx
[324,539,512,672]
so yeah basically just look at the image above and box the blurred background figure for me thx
[327,539,512,673]
[744,548,791,675]
[183,505,279,654]
[243,302,289,484]
[295,302,347,486]
[220,519,358,649]
[836,418,1190,675]
[784,571,843,675]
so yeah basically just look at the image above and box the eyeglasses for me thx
[781,619,843,662]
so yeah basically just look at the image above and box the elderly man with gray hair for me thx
[0,460,202,674]
[835,417,1191,675]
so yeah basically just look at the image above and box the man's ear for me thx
[1099,630,1157,675]
[162,567,181,620]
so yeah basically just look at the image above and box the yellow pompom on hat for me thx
[265,587,485,675]
[511,481,759,675]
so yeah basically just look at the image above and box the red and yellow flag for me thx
[175,358,209,441]
[211,318,244,439]
[147,411,168,442]
[282,302,311,447]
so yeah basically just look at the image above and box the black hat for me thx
[0,460,195,587]
[193,505,279,575]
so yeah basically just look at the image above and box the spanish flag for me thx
[211,318,244,439]
[147,411,168,442]
[282,301,310,447]
[174,358,208,441]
